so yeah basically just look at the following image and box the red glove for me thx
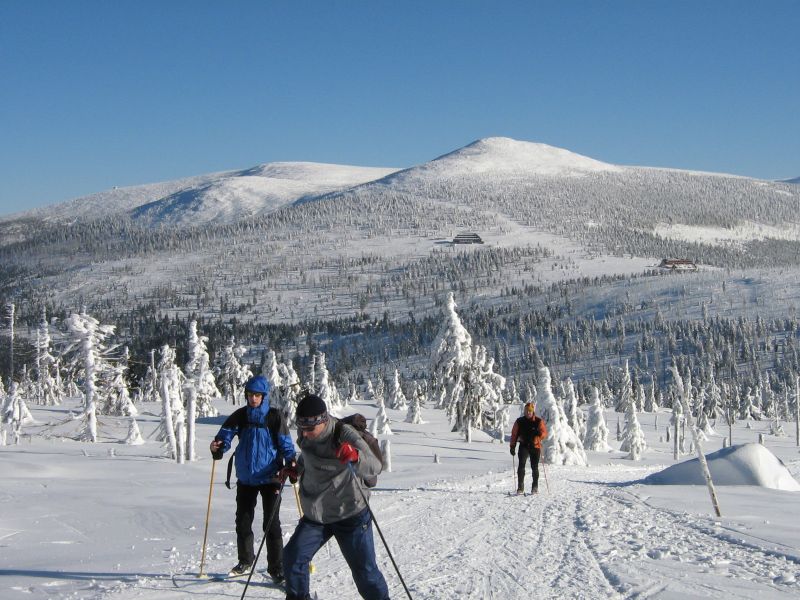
[336,442,359,464]
[280,461,299,484]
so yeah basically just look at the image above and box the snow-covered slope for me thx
[1,162,398,227]
[379,137,622,187]
[3,397,799,600]
[130,163,398,227]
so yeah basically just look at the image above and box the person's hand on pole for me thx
[509,445,516,456]
[210,439,223,460]
[336,442,359,464]
[279,460,299,484]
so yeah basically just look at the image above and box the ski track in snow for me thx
[85,466,800,600]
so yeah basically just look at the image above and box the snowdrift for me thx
[645,443,800,491]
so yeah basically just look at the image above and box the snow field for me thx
[1,398,799,599]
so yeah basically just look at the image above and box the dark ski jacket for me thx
[213,400,296,486]
[510,414,548,450]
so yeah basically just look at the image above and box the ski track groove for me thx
[93,468,800,600]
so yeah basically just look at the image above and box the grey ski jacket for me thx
[296,417,382,524]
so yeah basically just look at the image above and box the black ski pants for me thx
[517,445,541,491]
[235,482,283,574]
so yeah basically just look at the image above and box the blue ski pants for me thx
[283,508,389,600]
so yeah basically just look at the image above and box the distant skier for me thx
[279,393,389,600]
[510,402,548,494]
[210,375,296,581]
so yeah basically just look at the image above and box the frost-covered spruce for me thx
[583,386,612,452]
[535,362,587,466]
[643,381,658,413]
[371,394,392,436]
[563,378,585,441]
[214,338,252,405]
[65,310,116,443]
[388,368,408,410]
[620,395,647,460]
[460,345,505,442]
[430,292,472,412]
[125,416,145,446]
[314,351,341,409]
[184,320,220,418]
[155,344,182,461]
[261,349,282,395]
[276,361,302,426]
[739,386,760,421]
[103,347,138,417]
[405,382,426,424]
[2,382,34,445]
[34,308,63,406]
[615,360,634,414]
[139,350,159,405]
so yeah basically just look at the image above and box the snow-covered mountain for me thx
[1,137,799,327]
[1,162,398,227]
[381,136,622,185]
[129,162,399,227]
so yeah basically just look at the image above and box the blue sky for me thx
[1,0,798,216]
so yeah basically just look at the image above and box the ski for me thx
[171,570,281,588]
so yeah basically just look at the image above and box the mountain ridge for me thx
[4,137,793,229]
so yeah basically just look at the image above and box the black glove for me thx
[279,461,299,484]
[210,439,224,460]
[510,445,516,456]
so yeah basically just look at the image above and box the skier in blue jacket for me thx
[210,375,296,580]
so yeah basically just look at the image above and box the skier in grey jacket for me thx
[281,393,388,600]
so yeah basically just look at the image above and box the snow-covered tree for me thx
[1,382,33,445]
[346,382,360,406]
[272,361,302,426]
[460,345,506,442]
[139,350,160,405]
[184,321,220,420]
[563,378,586,441]
[620,393,647,460]
[314,351,341,409]
[215,338,252,404]
[261,349,282,390]
[125,416,145,445]
[387,368,408,410]
[64,310,115,443]
[584,386,612,452]
[34,309,62,406]
[614,361,634,413]
[371,394,392,436]
[156,344,184,461]
[536,362,587,466]
[405,382,426,424]
[430,292,472,414]
[102,347,138,417]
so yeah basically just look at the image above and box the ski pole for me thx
[198,459,217,578]
[346,463,413,600]
[512,452,517,493]
[539,450,550,494]
[292,482,315,574]
[241,475,286,600]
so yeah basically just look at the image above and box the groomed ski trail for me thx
[103,466,799,600]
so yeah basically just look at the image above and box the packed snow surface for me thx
[2,398,799,600]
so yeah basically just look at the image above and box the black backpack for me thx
[333,414,384,488]
[225,406,284,489]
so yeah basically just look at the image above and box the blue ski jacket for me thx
[214,399,296,486]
